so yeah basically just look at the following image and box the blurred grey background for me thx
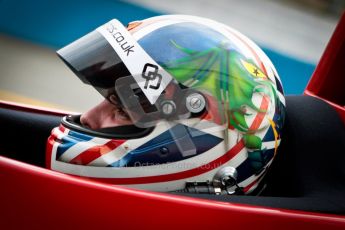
[0,0,343,112]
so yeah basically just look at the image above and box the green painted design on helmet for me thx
[162,41,280,172]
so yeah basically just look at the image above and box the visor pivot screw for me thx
[161,100,176,116]
[190,97,201,109]
[186,93,206,113]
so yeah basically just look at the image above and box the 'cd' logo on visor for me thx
[97,19,173,104]
[142,63,162,90]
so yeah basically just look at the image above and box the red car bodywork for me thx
[305,12,345,124]
[1,13,345,230]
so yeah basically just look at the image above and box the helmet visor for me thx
[57,29,130,101]
[57,19,228,132]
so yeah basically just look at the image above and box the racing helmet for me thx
[47,15,285,194]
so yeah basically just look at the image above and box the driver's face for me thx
[80,99,133,130]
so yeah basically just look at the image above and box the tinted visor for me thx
[57,28,194,128]
[57,30,130,100]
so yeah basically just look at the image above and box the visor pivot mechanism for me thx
[186,93,206,113]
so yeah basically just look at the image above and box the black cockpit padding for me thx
[0,107,62,166]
